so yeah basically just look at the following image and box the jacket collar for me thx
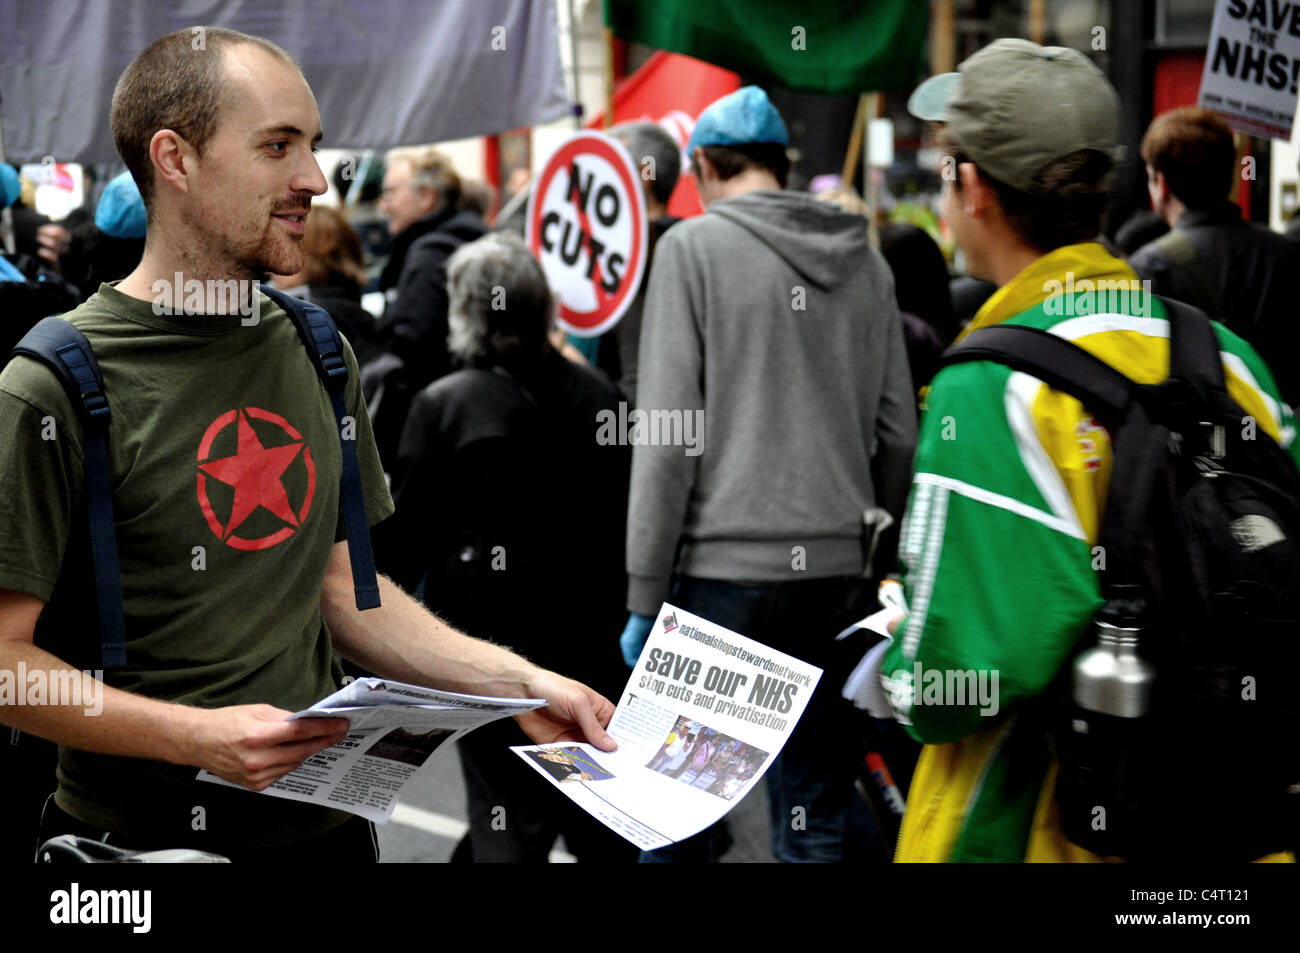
[380,203,456,289]
[956,241,1139,342]
[1175,201,1245,231]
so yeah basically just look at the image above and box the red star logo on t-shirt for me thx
[195,407,316,550]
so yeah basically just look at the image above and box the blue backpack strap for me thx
[261,285,381,610]
[12,317,127,668]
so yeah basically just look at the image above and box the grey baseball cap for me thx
[908,38,1120,193]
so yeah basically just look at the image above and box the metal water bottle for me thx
[1071,621,1156,718]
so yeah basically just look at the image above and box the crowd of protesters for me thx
[1,25,1297,865]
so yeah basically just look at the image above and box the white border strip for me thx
[912,472,1087,541]
[1004,371,1085,540]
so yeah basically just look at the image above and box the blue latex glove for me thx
[620,613,655,668]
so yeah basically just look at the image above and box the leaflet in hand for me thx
[197,677,545,823]
[838,578,909,717]
[512,604,822,851]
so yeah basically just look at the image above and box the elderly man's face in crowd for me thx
[181,44,327,278]
[379,159,438,237]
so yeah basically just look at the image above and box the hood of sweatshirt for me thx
[705,189,871,291]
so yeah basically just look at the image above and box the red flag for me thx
[588,51,741,218]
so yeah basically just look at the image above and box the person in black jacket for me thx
[374,232,635,863]
[1129,107,1300,406]
[375,146,487,386]
[366,147,488,472]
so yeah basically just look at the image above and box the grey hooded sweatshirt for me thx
[625,189,917,617]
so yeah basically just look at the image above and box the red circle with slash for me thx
[526,132,647,337]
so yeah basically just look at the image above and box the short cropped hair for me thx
[695,142,790,189]
[387,146,462,212]
[948,133,1113,253]
[446,233,552,366]
[1140,107,1236,210]
[111,27,298,210]
[611,122,682,206]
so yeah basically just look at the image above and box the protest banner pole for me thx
[931,0,954,74]
[567,0,583,129]
[603,27,616,130]
[841,93,869,189]
[865,92,881,248]
[1029,0,1045,44]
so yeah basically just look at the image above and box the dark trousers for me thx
[455,718,638,863]
[639,574,873,863]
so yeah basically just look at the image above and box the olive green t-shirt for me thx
[0,282,394,847]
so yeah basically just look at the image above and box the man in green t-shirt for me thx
[0,27,615,862]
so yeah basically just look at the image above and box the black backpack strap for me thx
[261,286,381,611]
[1158,295,1228,402]
[940,324,1136,428]
[939,322,1157,620]
[12,318,126,668]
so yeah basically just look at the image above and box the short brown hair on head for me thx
[1140,107,1236,210]
[299,206,367,289]
[695,143,790,189]
[110,27,298,211]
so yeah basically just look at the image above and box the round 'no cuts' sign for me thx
[526,132,648,337]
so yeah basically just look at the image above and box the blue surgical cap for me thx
[686,86,789,160]
[95,170,147,239]
[0,164,20,208]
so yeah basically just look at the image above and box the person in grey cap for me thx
[621,84,918,863]
[878,39,1298,861]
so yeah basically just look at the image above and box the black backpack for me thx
[942,297,1300,861]
[3,286,381,862]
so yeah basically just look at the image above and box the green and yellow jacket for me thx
[882,242,1299,863]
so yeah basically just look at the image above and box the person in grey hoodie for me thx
[621,87,917,863]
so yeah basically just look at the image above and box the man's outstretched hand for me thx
[515,670,618,752]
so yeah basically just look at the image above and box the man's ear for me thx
[956,161,990,218]
[149,128,194,199]
[419,186,440,216]
[1153,170,1171,203]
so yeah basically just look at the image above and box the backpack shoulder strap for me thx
[1158,295,1228,403]
[12,317,126,668]
[261,286,381,611]
[940,324,1136,428]
[939,320,1165,621]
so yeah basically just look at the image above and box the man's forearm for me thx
[322,570,541,699]
[0,639,198,764]
[321,544,617,750]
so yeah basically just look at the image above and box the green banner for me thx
[603,0,926,95]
